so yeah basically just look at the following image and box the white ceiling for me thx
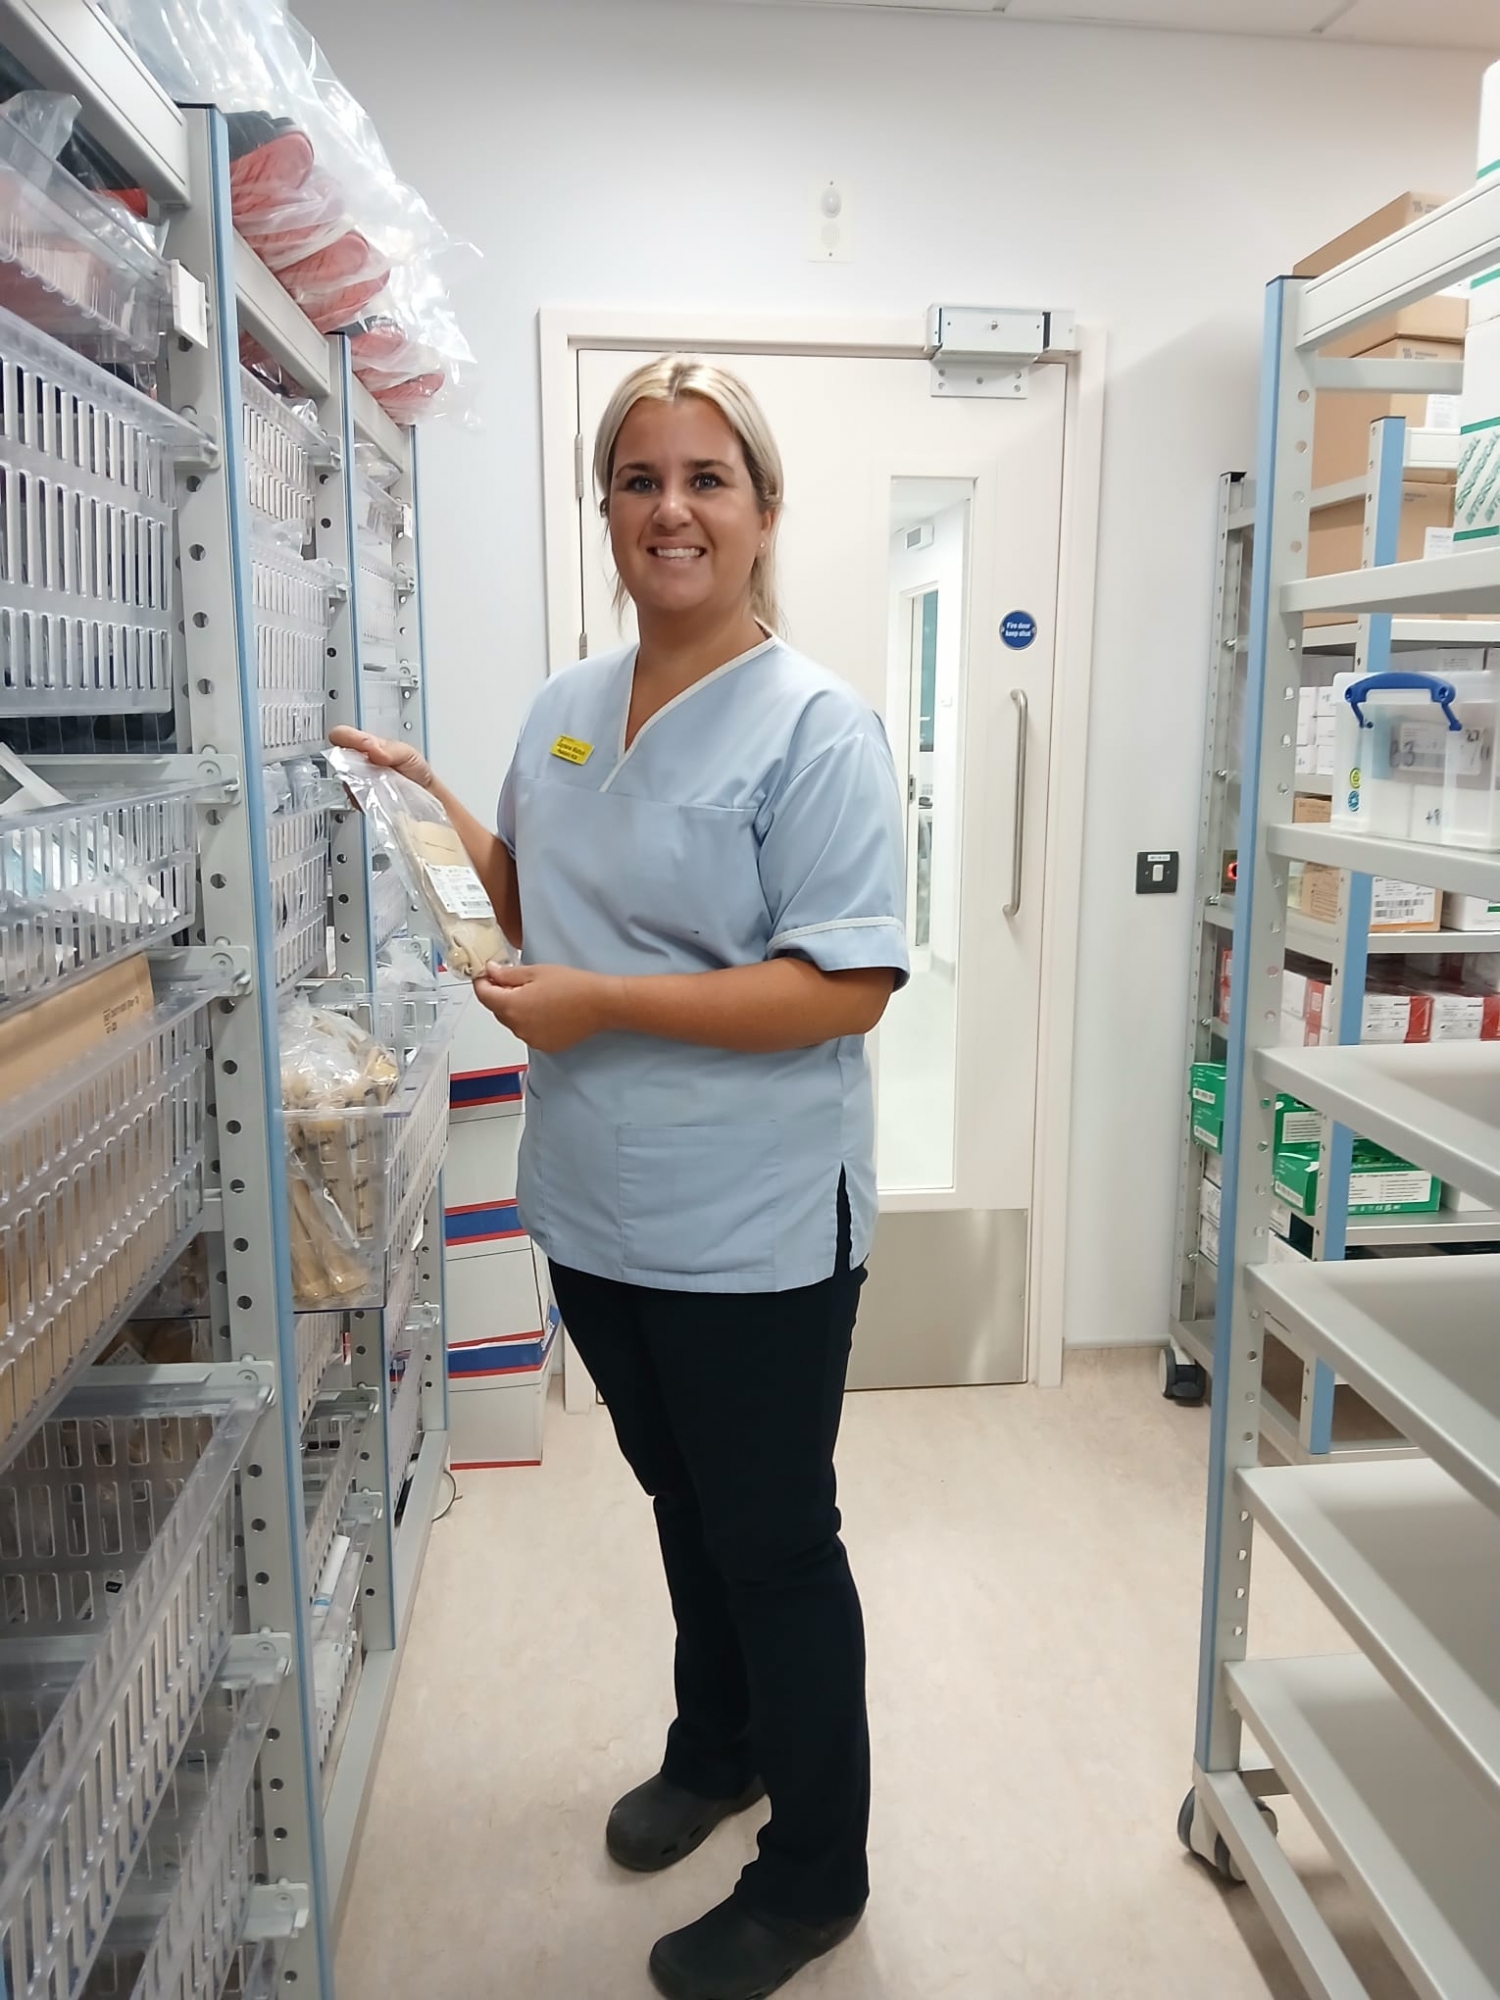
[716,0,1500,53]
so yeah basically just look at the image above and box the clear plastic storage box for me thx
[356,547,399,655]
[0,782,199,1006]
[303,1396,372,1597]
[0,982,215,1463]
[1333,669,1500,849]
[387,1302,439,1486]
[0,303,206,714]
[267,805,330,993]
[79,1672,278,2000]
[0,116,172,362]
[313,1500,378,1778]
[295,1309,345,1428]
[0,1372,267,2000]
[252,540,336,756]
[239,370,329,541]
[285,987,461,1311]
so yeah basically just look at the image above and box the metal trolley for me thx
[1180,182,1500,1995]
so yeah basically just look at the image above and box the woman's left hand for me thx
[473,962,616,1053]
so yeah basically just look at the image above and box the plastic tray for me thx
[296,1309,345,1429]
[356,547,398,654]
[0,303,206,715]
[79,1671,278,2000]
[285,986,461,1311]
[252,541,335,755]
[0,116,172,362]
[0,983,215,1464]
[0,781,199,1008]
[267,806,330,993]
[313,1502,377,1774]
[371,858,416,949]
[239,369,330,541]
[0,1371,267,2000]
[303,1397,371,1596]
[387,1303,439,1488]
[358,664,408,742]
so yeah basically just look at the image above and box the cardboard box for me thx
[1200,1175,1221,1233]
[1311,338,1463,491]
[1457,317,1500,542]
[1307,484,1454,626]
[0,956,154,1104]
[1444,891,1500,931]
[1273,1143,1441,1218]
[1297,194,1469,352]
[1191,1063,1225,1152]
[1290,793,1441,931]
[1199,1215,1219,1267]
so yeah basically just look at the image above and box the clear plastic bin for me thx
[285,986,461,1311]
[313,1500,378,1774]
[79,1672,278,2000]
[0,782,199,1006]
[0,116,172,362]
[356,483,404,543]
[267,806,330,993]
[1333,669,1500,850]
[356,547,399,654]
[239,369,330,540]
[0,982,215,1464]
[371,857,416,948]
[0,304,205,715]
[304,1396,371,1595]
[0,1371,267,2000]
[387,1303,439,1486]
[359,664,408,742]
[253,541,336,756]
[296,1309,345,1429]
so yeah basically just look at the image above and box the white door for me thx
[570,347,1066,1385]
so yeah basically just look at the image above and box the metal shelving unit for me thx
[1169,437,1500,1456]
[0,10,453,1995]
[1181,181,1500,1992]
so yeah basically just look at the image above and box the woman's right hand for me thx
[328,725,435,793]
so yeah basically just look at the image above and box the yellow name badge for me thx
[550,735,593,767]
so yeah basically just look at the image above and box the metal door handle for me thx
[1004,688,1028,918]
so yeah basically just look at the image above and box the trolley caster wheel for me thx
[1160,1348,1208,1406]
[1178,1788,1278,1885]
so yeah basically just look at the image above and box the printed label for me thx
[550,735,593,766]
[423,863,496,921]
[1426,394,1462,434]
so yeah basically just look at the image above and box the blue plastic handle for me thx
[1342,670,1461,732]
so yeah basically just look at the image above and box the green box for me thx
[1191,1066,1319,1156]
[1275,1097,1322,1150]
[1190,1063,1225,1152]
[1272,1142,1441,1219]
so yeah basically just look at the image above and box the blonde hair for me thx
[593,356,784,634]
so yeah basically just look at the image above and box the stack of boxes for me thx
[1460,70,1500,545]
[1189,1060,1442,1267]
[441,998,557,1469]
[1297,193,1464,616]
[1296,687,1339,782]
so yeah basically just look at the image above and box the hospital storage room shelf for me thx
[1168,445,1500,1445]
[1180,177,1500,1994]
[0,8,453,1992]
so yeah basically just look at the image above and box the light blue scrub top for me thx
[497,636,910,1294]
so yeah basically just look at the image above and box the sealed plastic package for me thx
[281,996,399,1307]
[326,747,508,976]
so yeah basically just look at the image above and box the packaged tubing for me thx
[327,746,508,976]
[281,996,399,1308]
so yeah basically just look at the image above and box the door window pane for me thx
[877,479,971,1193]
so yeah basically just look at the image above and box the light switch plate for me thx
[1137,851,1180,895]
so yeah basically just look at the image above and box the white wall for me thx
[302,0,1487,1348]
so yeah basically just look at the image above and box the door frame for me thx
[537,308,1105,1389]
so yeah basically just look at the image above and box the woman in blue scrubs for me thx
[333,357,908,2000]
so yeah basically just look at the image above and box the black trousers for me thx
[548,1182,870,1927]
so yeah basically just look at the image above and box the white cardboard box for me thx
[1444,891,1500,931]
